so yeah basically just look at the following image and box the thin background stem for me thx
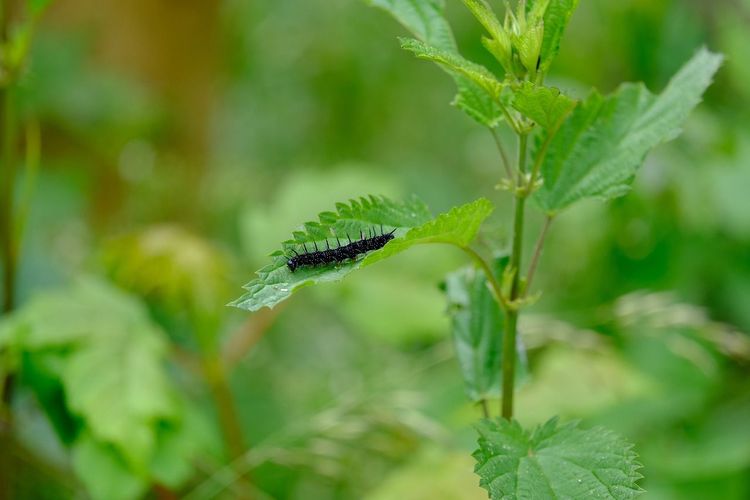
[490,128,513,181]
[0,1,19,497]
[462,245,508,311]
[480,400,490,419]
[524,215,553,296]
[0,81,17,314]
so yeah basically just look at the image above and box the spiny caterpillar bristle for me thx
[286,226,396,272]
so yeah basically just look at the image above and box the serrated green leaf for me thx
[461,0,503,40]
[72,433,148,500]
[367,0,456,52]
[535,0,579,74]
[362,198,494,267]
[453,78,505,128]
[474,417,643,499]
[231,195,432,312]
[534,47,723,213]
[401,37,504,99]
[368,0,504,127]
[511,82,576,131]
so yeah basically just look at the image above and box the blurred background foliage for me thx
[1,0,749,498]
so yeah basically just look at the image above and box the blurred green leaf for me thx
[150,407,218,489]
[474,417,643,499]
[28,0,53,16]
[101,225,232,325]
[444,259,505,402]
[534,47,723,213]
[516,345,654,422]
[368,0,503,126]
[63,325,175,471]
[511,82,576,131]
[19,34,163,151]
[231,195,432,312]
[1,278,178,472]
[72,433,148,500]
[366,448,486,500]
[363,198,494,266]
[400,37,503,99]
[1,278,149,350]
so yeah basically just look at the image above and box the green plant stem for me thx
[14,120,40,247]
[490,128,513,181]
[525,130,553,195]
[195,319,253,499]
[480,399,490,419]
[524,215,553,297]
[461,245,508,311]
[0,85,17,313]
[0,2,18,495]
[501,133,528,420]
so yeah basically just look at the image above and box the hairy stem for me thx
[501,133,528,419]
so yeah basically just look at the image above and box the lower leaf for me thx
[474,417,643,499]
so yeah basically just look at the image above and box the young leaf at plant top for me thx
[400,38,504,100]
[474,417,643,499]
[231,196,495,312]
[534,47,723,213]
[511,81,576,132]
[444,256,526,403]
[533,0,580,76]
[362,197,494,266]
[368,0,504,127]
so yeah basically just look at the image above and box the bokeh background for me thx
[2,0,750,498]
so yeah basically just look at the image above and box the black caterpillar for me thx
[286,226,396,272]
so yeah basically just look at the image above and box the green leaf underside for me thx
[362,197,494,266]
[534,47,723,213]
[0,279,176,472]
[511,82,576,131]
[369,0,503,127]
[536,0,580,74]
[444,261,504,402]
[401,38,503,99]
[231,196,494,312]
[474,418,643,499]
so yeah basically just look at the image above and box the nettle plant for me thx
[232,0,722,497]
